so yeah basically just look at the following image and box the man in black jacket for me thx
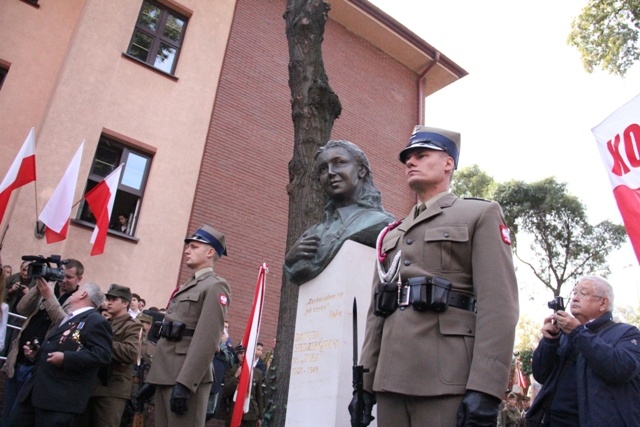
[7,283,113,427]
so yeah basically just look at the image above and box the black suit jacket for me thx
[17,308,113,413]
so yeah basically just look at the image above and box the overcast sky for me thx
[369,0,640,314]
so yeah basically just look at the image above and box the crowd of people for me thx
[1,126,640,427]
[0,225,278,427]
[0,223,276,427]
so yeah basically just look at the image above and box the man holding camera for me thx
[7,282,113,427]
[5,261,36,311]
[352,126,519,426]
[527,276,640,426]
[1,258,83,424]
[140,224,231,427]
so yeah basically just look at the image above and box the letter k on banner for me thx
[593,93,640,263]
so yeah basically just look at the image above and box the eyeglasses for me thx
[570,288,603,300]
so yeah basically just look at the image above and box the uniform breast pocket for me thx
[423,226,469,272]
[176,293,202,319]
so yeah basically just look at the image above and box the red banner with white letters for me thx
[592,93,640,263]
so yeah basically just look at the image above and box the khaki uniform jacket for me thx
[92,313,142,399]
[360,193,519,400]
[146,267,231,392]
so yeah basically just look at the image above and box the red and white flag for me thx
[592,93,640,263]
[84,164,123,256]
[0,127,37,223]
[38,142,84,243]
[231,263,268,427]
[516,359,527,391]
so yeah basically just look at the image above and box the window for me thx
[126,0,188,74]
[77,134,153,237]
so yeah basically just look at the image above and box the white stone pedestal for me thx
[285,240,378,427]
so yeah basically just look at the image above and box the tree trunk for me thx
[271,1,342,425]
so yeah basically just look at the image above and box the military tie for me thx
[415,203,426,218]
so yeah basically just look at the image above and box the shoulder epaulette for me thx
[462,197,490,202]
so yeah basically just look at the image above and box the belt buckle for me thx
[398,284,411,307]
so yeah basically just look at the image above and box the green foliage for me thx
[451,164,497,199]
[262,360,278,426]
[518,348,534,378]
[567,0,640,76]
[515,315,540,378]
[616,303,640,327]
[494,177,627,297]
[515,314,542,351]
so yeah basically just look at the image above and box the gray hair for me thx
[577,275,614,311]
[83,283,106,308]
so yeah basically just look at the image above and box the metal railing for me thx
[0,311,26,361]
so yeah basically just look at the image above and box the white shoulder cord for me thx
[375,221,402,283]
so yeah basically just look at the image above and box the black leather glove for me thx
[348,391,376,427]
[170,383,191,415]
[456,390,501,427]
[134,383,156,410]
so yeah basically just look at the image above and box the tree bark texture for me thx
[271,1,342,426]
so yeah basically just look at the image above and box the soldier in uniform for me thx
[140,224,231,427]
[75,284,142,427]
[351,126,519,426]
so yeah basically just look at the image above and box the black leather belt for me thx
[182,328,196,337]
[448,291,477,313]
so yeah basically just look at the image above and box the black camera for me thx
[28,338,41,351]
[22,255,67,282]
[547,296,565,312]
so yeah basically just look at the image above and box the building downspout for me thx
[417,51,440,126]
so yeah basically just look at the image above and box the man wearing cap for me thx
[142,224,232,427]
[352,126,519,426]
[75,284,142,427]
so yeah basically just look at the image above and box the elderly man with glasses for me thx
[526,275,640,426]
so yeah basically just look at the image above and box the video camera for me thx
[22,255,67,282]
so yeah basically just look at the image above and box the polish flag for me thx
[516,359,527,391]
[84,164,123,256]
[593,93,640,263]
[38,142,84,243]
[0,128,37,223]
[231,263,268,427]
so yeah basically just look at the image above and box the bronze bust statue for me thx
[284,140,394,285]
